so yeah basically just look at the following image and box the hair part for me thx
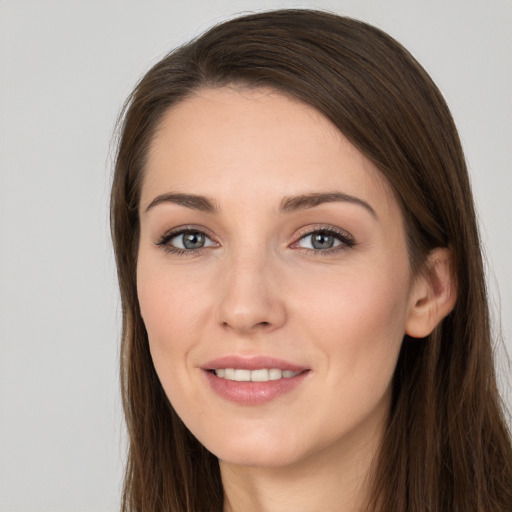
[111,9,512,511]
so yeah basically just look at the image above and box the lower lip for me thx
[203,370,310,405]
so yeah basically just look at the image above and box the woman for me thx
[110,9,512,512]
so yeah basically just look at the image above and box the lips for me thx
[202,356,310,405]
[203,355,306,372]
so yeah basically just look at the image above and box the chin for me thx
[198,428,305,468]
[216,445,302,468]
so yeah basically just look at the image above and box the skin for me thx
[136,86,453,511]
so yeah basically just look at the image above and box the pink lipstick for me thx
[202,356,310,405]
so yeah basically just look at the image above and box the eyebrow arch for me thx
[144,191,377,219]
[145,193,218,213]
[279,192,377,219]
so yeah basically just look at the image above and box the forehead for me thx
[142,86,397,217]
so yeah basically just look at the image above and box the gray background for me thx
[0,0,510,510]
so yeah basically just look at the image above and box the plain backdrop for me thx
[0,0,510,510]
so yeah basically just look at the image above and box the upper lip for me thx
[202,355,308,372]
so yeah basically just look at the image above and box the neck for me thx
[220,415,384,512]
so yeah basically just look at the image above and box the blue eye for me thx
[296,229,354,251]
[157,229,216,253]
[156,226,353,254]
[172,231,209,249]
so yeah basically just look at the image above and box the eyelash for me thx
[155,225,355,256]
[292,226,355,255]
[156,226,217,255]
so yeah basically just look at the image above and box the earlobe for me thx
[405,248,457,339]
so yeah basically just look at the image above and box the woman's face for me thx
[137,87,421,468]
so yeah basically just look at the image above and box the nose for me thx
[216,248,287,336]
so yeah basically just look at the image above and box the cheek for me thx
[136,262,196,415]
[136,255,217,399]
[286,268,410,445]
[137,258,207,340]
[300,259,409,319]
[296,264,411,385]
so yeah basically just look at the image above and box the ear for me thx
[405,247,457,338]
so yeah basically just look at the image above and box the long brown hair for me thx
[110,9,512,511]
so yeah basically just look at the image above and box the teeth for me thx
[213,368,301,382]
[250,369,269,382]
[234,369,251,381]
[269,368,282,380]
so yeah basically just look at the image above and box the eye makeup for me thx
[155,225,218,255]
[155,223,355,257]
[291,225,356,256]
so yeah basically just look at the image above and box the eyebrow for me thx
[145,193,218,213]
[279,192,377,219]
[144,191,377,219]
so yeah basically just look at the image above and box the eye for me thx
[171,231,213,250]
[156,228,217,253]
[294,228,355,252]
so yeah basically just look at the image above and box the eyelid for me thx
[155,225,219,253]
[154,223,354,255]
[290,225,355,252]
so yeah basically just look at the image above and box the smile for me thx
[213,368,301,381]
[203,357,310,405]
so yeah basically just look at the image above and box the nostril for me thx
[221,320,271,331]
